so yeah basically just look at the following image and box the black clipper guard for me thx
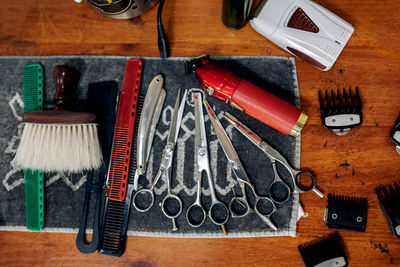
[390,113,400,154]
[318,88,362,135]
[298,232,348,267]
[376,182,400,238]
[324,194,367,232]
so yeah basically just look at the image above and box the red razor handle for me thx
[187,56,307,137]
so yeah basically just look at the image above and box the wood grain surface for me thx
[1,0,400,266]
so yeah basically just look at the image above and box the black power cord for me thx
[157,0,169,58]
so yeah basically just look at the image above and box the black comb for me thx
[376,181,400,238]
[298,232,348,267]
[318,88,362,135]
[390,113,400,154]
[324,194,367,232]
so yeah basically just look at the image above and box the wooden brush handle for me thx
[53,65,80,110]
[23,65,96,124]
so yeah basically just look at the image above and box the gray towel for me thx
[0,55,301,237]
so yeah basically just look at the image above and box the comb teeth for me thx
[100,200,125,250]
[376,181,400,237]
[318,87,363,134]
[319,87,362,117]
[299,232,340,251]
[298,232,348,267]
[23,63,44,112]
[106,127,130,200]
[376,182,400,201]
[329,194,367,205]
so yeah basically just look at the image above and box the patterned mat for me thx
[0,56,301,237]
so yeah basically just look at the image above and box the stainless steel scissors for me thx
[203,99,278,231]
[186,92,229,232]
[223,112,324,203]
[132,89,187,231]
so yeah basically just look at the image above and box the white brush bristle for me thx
[12,123,102,173]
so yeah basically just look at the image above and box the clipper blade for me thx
[318,88,362,135]
[325,194,367,232]
[298,232,348,267]
[376,181,400,237]
[184,54,210,74]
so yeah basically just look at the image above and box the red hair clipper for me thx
[185,55,308,137]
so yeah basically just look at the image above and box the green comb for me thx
[23,63,45,231]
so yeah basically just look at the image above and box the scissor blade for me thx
[194,93,207,148]
[167,89,187,144]
[223,112,263,147]
[224,112,290,166]
[167,89,181,144]
[175,89,187,143]
[203,99,240,163]
[136,75,164,176]
[146,89,166,161]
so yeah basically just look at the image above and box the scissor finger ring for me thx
[132,189,155,212]
[186,203,206,227]
[229,197,250,217]
[209,202,229,225]
[269,180,291,204]
[161,194,183,219]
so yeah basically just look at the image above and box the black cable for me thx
[157,0,169,58]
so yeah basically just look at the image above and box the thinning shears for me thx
[186,92,229,233]
[223,112,324,203]
[132,89,187,231]
[203,99,278,231]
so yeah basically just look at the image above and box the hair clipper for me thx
[185,55,307,137]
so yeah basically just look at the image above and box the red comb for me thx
[106,59,142,201]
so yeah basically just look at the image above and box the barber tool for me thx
[132,89,186,229]
[250,0,354,71]
[203,99,278,231]
[390,113,400,154]
[158,89,187,230]
[318,88,362,136]
[86,0,169,58]
[186,92,229,234]
[12,66,102,173]
[185,55,307,137]
[224,112,323,201]
[324,193,367,232]
[105,61,142,201]
[133,75,166,191]
[76,81,118,254]
[298,232,348,267]
[376,181,400,238]
[22,63,45,231]
[98,59,142,257]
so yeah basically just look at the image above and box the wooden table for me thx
[1,0,399,266]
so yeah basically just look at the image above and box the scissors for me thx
[203,99,278,231]
[223,112,324,203]
[186,92,229,233]
[132,89,187,231]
